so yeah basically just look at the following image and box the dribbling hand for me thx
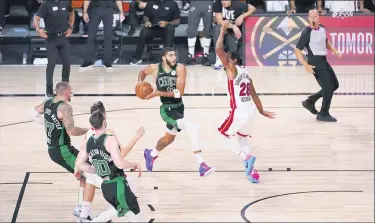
[145,87,160,100]
[261,110,276,119]
[133,164,142,178]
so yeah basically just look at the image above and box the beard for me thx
[165,59,175,68]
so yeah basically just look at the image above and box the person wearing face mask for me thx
[295,9,343,122]
[130,0,180,65]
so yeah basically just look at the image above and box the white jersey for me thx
[226,65,254,110]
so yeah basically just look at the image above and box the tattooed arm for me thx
[58,103,89,136]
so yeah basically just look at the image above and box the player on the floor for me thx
[27,81,90,215]
[215,21,276,183]
[137,47,215,177]
[75,110,144,223]
[77,101,145,221]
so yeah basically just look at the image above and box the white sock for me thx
[195,153,205,165]
[238,134,251,154]
[215,54,222,64]
[220,135,248,161]
[150,148,158,157]
[201,37,211,55]
[78,187,84,204]
[125,210,145,222]
[90,206,117,222]
[188,37,197,56]
[176,119,201,152]
[80,201,91,218]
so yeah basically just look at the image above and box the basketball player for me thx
[27,81,90,214]
[78,101,145,221]
[215,21,276,183]
[75,110,144,223]
[137,47,215,177]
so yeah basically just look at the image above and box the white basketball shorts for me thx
[218,105,256,137]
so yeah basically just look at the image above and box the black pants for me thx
[187,1,213,39]
[127,0,144,28]
[306,56,339,116]
[133,25,175,60]
[213,24,242,57]
[84,7,113,64]
[46,34,70,94]
[0,0,7,27]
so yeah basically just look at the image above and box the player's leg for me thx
[89,178,144,222]
[218,109,257,182]
[79,172,101,221]
[48,145,86,215]
[144,128,176,171]
[236,106,259,183]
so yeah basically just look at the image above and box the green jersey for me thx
[156,63,182,105]
[86,133,125,182]
[43,98,71,147]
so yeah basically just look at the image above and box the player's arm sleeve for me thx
[296,27,311,50]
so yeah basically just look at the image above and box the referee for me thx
[295,10,343,122]
[34,0,75,97]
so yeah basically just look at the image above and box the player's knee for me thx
[164,133,176,144]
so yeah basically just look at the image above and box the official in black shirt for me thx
[130,0,180,65]
[295,10,343,122]
[34,0,75,97]
[213,0,255,68]
[79,0,125,71]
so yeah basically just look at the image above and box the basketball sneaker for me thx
[244,155,258,183]
[249,169,259,183]
[144,149,158,171]
[199,162,216,177]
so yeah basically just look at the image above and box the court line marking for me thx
[0,92,373,97]
[0,106,373,128]
[240,190,364,223]
[12,172,29,223]
[27,169,374,174]
[0,182,52,185]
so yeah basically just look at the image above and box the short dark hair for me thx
[89,110,105,130]
[162,47,175,56]
[90,101,105,114]
[229,51,241,63]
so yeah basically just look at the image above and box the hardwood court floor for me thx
[0,65,373,222]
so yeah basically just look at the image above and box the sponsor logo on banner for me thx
[244,15,374,66]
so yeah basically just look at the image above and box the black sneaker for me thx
[79,61,93,71]
[128,26,135,36]
[130,58,142,65]
[201,54,211,66]
[302,100,318,115]
[316,114,337,122]
[186,54,195,65]
[103,62,113,71]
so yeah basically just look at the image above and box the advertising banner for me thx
[244,15,374,66]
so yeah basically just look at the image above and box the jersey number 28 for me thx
[239,82,250,96]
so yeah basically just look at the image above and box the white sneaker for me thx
[213,56,223,70]
[73,204,81,217]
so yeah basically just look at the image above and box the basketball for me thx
[135,82,153,99]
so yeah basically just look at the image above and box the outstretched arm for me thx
[119,127,145,158]
[215,21,236,77]
[28,100,46,125]
[138,64,158,82]
[249,79,276,119]
[106,135,140,170]
[59,103,89,136]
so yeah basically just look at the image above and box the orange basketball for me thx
[135,82,153,99]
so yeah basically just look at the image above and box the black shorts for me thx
[101,177,140,217]
[159,102,185,132]
[48,144,79,174]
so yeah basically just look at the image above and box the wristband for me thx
[173,89,181,98]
